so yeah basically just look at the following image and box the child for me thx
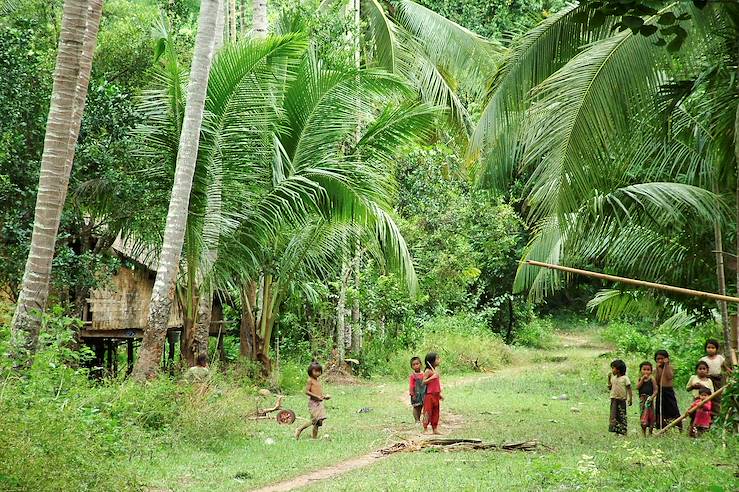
[688,386,713,437]
[700,339,731,420]
[636,361,657,436]
[654,350,681,430]
[408,356,425,423]
[607,359,632,435]
[422,352,443,434]
[295,361,331,440]
[686,361,714,398]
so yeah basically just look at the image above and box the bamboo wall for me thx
[87,266,182,330]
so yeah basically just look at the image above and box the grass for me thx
[138,325,739,491]
[3,321,738,491]
[298,333,739,492]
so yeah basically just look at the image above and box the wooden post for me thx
[168,331,176,368]
[655,386,726,436]
[127,339,134,375]
[112,341,118,377]
[106,340,114,376]
[525,260,739,304]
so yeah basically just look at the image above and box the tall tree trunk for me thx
[132,0,219,380]
[240,280,257,358]
[229,0,237,41]
[350,247,362,351]
[12,0,102,351]
[735,102,739,354]
[191,68,223,366]
[336,261,349,362]
[192,288,214,362]
[240,0,247,34]
[252,0,267,38]
[713,221,732,353]
[255,274,274,375]
[214,0,225,50]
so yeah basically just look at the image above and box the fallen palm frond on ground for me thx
[379,438,545,455]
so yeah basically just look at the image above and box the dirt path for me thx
[250,332,605,492]
[251,451,385,492]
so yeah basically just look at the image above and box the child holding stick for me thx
[409,356,425,423]
[608,359,632,435]
[422,352,443,434]
[654,350,681,431]
[688,386,713,437]
[295,361,331,440]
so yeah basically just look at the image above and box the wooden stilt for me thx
[112,341,118,377]
[168,331,176,372]
[217,332,226,362]
[106,340,114,376]
[127,339,134,375]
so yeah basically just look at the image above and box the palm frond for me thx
[393,0,500,95]
[363,0,398,72]
[586,289,662,321]
[523,26,668,222]
[468,4,615,165]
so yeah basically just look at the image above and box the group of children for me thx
[294,352,445,440]
[408,352,443,434]
[608,339,731,437]
[294,339,730,441]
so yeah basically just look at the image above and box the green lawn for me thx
[141,330,739,492]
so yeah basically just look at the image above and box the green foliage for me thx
[357,313,511,379]
[415,0,566,39]
[0,310,261,490]
[601,319,722,385]
[576,0,702,52]
[0,0,164,308]
[514,316,556,348]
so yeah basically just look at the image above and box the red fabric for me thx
[423,393,441,430]
[425,372,441,394]
[409,372,423,396]
[692,400,712,428]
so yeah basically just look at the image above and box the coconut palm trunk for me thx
[11,0,102,351]
[735,103,739,353]
[239,280,257,358]
[229,0,237,40]
[336,260,349,362]
[240,0,247,34]
[252,0,267,38]
[350,246,362,351]
[215,0,225,50]
[133,0,220,380]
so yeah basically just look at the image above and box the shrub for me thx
[359,313,511,379]
[600,320,722,387]
[515,317,556,349]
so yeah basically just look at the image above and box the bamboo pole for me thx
[525,260,739,304]
[654,386,726,436]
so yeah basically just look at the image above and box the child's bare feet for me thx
[432,430,442,435]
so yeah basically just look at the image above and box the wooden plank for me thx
[79,327,183,339]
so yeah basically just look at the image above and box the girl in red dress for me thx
[422,352,443,434]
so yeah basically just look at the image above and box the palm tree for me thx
[11,0,103,352]
[472,3,738,346]
[132,0,220,379]
[133,32,435,372]
[252,0,268,38]
[304,0,501,139]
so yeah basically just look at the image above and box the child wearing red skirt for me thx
[422,352,443,434]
